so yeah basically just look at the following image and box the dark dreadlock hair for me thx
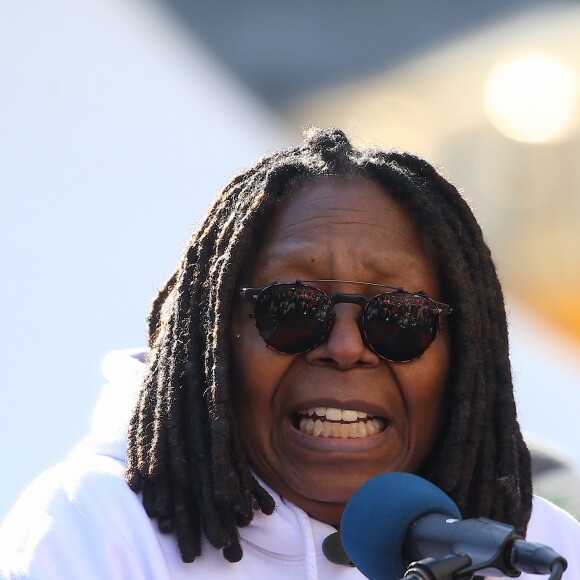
[126,127,532,563]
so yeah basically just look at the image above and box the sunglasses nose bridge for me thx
[330,293,367,308]
[313,296,378,368]
[327,294,369,346]
[328,294,367,333]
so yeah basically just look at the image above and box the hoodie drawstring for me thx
[288,503,319,580]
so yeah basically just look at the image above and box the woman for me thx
[1,128,579,578]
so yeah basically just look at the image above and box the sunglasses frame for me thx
[238,280,452,362]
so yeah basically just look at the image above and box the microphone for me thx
[339,472,567,580]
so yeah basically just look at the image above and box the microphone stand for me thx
[401,555,474,580]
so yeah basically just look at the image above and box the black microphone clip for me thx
[405,514,521,577]
[403,554,473,580]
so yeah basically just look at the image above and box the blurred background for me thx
[2,0,580,521]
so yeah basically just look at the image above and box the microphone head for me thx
[340,472,461,580]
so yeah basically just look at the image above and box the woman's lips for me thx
[293,405,388,439]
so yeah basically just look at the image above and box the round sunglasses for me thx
[238,280,452,363]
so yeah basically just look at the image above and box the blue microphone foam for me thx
[340,472,461,580]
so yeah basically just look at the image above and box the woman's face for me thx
[231,176,451,526]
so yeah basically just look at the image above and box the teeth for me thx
[313,419,323,437]
[356,421,368,437]
[341,409,358,422]
[297,412,386,439]
[326,407,342,421]
[301,406,371,421]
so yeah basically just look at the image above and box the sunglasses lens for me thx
[253,284,332,354]
[363,293,440,361]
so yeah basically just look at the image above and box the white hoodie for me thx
[1,349,579,579]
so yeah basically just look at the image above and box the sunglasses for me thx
[238,280,452,363]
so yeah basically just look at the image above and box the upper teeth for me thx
[300,407,369,422]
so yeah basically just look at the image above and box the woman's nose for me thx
[304,304,380,370]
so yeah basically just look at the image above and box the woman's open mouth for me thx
[293,406,387,439]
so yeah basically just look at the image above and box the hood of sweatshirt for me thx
[71,348,148,462]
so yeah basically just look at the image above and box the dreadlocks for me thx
[125,127,532,563]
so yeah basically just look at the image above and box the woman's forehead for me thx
[249,176,441,292]
[266,176,419,242]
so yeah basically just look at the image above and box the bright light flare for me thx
[484,55,579,144]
